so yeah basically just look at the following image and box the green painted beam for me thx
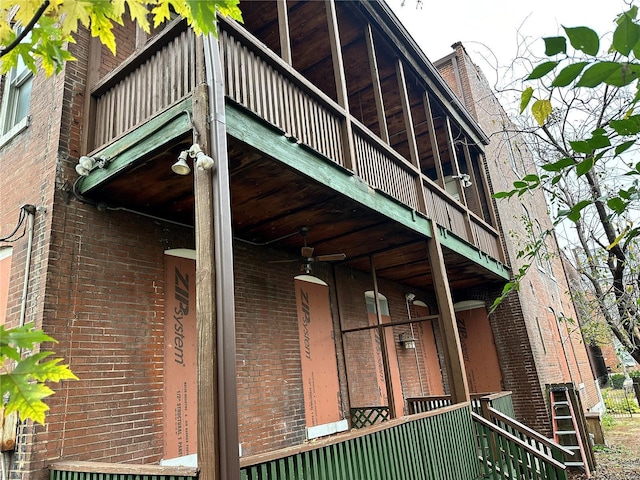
[78,97,193,193]
[225,101,509,281]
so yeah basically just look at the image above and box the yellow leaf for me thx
[531,99,552,126]
[90,12,116,55]
[58,0,93,35]
[1,0,42,26]
[606,227,628,251]
[125,0,151,33]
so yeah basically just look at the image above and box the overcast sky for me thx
[387,0,629,85]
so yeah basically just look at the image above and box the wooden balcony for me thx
[85,18,504,266]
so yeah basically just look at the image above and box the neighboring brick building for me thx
[435,43,600,430]
[1,2,596,480]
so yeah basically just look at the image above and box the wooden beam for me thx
[277,0,292,64]
[365,24,389,144]
[81,36,102,153]
[427,223,470,404]
[79,98,193,193]
[193,84,219,480]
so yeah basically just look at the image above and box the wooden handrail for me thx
[471,412,567,470]
[486,406,574,457]
[49,460,197,476]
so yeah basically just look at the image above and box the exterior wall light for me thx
[171,150,191,175]
[452,173,473,188]
[75,155,111,176]
[172,144,215,175]
[399,333,416,350]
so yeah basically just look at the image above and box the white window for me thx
[1,37,32,137]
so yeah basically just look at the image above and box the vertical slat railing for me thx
[470,216,503,262]
[92,29,196,148]
[352,130,421,211]
[219,25,345,167]
[422,183,470,242]
[240,403,480,480]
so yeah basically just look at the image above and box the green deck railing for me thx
[472,412,569,480]
[240,403,480,480]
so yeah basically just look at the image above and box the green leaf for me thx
[576,62,621,87]
[522,174,540,183]
[566,200,592,222]
[604,63,640,87]
[552,62,589,87]
[493,191,515,199]
[564,26,600,56]
[520,87,534,114]
[526,61,559,80]
[615,140,635,155]
[541,157,575,172]
[607,197,627,214]
[0,323,55,350]
[576,157,595,176]
[544,36,567,56]
[531,99,552,126]
[613,8,640,56]
[513,181,527,189]
[1,352,78,425]
[611,115,640,135]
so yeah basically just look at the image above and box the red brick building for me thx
[1,2,595,480]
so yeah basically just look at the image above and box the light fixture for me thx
[399,333,416,350]
[172,144,215,175]
[189,143,215,171]
[405,293,416,302]
[453,173,473,188]
[171,150,191,175]
[75,155,111,177]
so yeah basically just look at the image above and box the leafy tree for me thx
[1,323,77,424]
[0,0,242,75]
[498,6,640,364]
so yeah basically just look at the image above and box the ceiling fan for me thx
[268,227,346,274]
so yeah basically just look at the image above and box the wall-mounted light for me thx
[452,173,472,188]
[399,333,416,350]
[171,150,191,175]
[172,143,215,175]
[75,155,111,177]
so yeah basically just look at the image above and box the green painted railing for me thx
[472,413,569,480]
[240,403,480,480]
[407,391,514,418]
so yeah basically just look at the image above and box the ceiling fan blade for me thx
[268,259,300,264]
[301,246,314,258]
[316,253,346,262]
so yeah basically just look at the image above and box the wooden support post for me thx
[81,36,102,153]
[396,60,428,215]
[370,257,398,418]
[365,24,389,144]
[193,83,219,480]
[277,0,292,65]
[325,0,357,173]
[423,92,445,188]
[427,224,470,404]
[444,117,474,243]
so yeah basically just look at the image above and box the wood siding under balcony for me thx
[87,21,503,264]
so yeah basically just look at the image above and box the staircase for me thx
[550,386,591,478]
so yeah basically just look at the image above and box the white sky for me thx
[388,0,628,86]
